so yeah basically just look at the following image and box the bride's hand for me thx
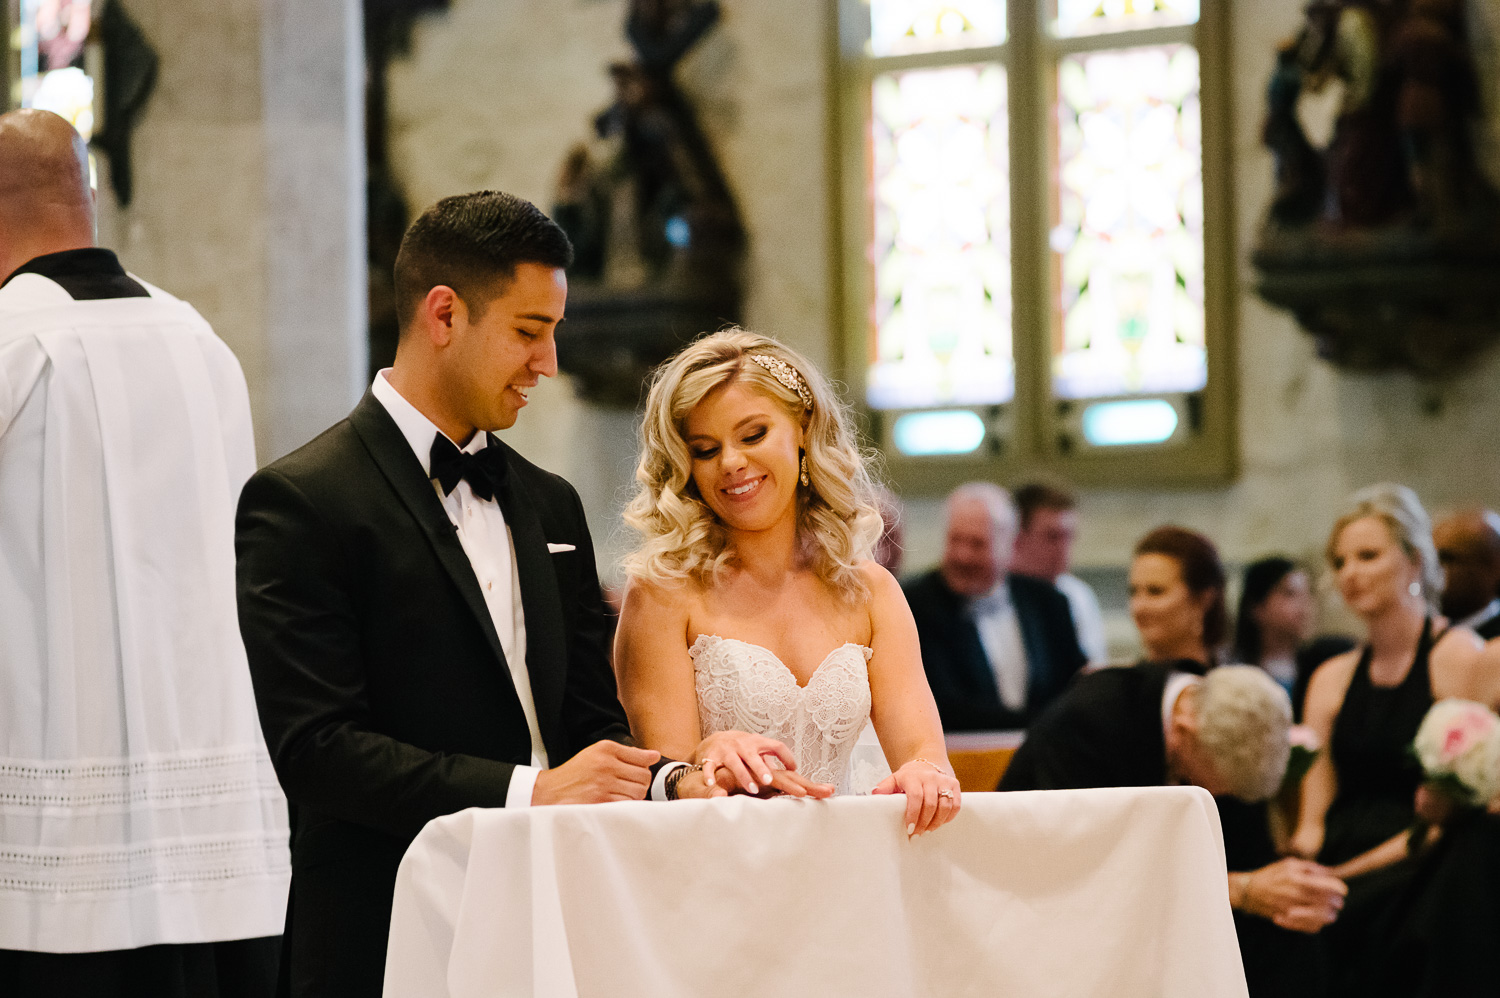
[873,760,961,836]
[711,764,836,799]
[693,731,831,798]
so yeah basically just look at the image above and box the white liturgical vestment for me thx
[0,262,290,952]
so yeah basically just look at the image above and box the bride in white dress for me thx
[614,329,961,834]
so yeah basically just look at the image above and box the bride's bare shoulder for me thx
[619,574,698,622]
[855,560,906,608]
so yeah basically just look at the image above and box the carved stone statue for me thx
[1253,0,1500,374]
[552,0,744,405]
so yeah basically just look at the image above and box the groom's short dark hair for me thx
[393,190,574,335]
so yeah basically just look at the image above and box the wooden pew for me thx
[945,730,1025,793]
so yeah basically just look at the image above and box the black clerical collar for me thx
[1,248,150,300]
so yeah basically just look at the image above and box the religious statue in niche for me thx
[551,0,745,406]
[1252,0,1500,374]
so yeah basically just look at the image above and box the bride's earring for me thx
[799,452,810,487]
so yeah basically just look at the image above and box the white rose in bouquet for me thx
[1412,698,1500,807]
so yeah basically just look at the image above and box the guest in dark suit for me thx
[1003,525,1348,998]
[236,192,665,998]
[1433,508,1500,640]
[903,483,1086,731]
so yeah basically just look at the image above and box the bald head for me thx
[1434,508,1500,622]
[0,109,95,283]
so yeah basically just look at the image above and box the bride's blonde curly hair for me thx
[623,328,884,602]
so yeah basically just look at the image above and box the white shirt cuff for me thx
[506,764,541,808]
[650,761,691,802]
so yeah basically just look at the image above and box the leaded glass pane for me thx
[870,1,1007,57]
[870,64,1013,410]
[17,0,96,140]
[1053,0,1198,38]
[1051,44,1203,401]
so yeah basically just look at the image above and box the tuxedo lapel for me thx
[347,394,517,695]
[1011,582,1050,702]
[493,444,568,760]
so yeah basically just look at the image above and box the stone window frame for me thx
[829,0,1237,491]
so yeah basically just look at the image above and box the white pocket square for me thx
[547,543,576,553]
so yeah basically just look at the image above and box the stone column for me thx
[261,0,368,459]
[97,0,366,463]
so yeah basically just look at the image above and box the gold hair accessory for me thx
[747,354,814,411]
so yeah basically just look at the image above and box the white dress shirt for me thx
[1161,671,1204,744]
[971,581,1030,712]
[371,372,547,806]
[1056,572,1109,665]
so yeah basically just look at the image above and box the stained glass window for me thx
[870,0,1007,57]
[16,0,96,141]
[870,64,1013,409]
[1053,0,1198,38]
[1051,44,1203,400]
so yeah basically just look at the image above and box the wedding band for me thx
[938,789,954,800]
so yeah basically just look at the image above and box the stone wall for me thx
[386,0,1500,645]
[386,0,834,573]
[95,0,366,463]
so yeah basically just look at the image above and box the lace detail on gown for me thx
[690,634,890,795]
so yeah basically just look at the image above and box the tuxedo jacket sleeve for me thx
[235,395,631,844]
[1009,573,1088,715]
[903,569,1007,731]
[998,663,1173,792]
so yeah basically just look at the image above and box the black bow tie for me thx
[429,433,507,502]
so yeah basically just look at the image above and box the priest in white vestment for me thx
[0,110,288,995]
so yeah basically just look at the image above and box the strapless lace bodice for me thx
[690,634,888,795]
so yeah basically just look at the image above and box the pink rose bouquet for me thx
[1281,724,1321,793]
[1412,698,1500,808]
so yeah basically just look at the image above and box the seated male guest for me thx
[236,192,666,998]
[904,483,1086,731]
[1010,481,1108,664]
[1433,508,1500,640]
[1000,663,1347,998]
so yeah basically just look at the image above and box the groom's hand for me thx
[531,741,661,805]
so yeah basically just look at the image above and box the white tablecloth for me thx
[384,787,1247,998]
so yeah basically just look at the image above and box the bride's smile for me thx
[684,381,803,533]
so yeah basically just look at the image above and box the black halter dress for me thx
[1319,618,1438,868]
[1322,619,1500,998]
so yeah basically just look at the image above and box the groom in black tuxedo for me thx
[236,192,661,998]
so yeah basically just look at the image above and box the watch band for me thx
[663,762,700,801]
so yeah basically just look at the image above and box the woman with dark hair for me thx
[1131,526,1229,665]
[1234,557,1352,721]
[1235,557,1307,687]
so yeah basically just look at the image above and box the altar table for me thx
[384,786,1247,998]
